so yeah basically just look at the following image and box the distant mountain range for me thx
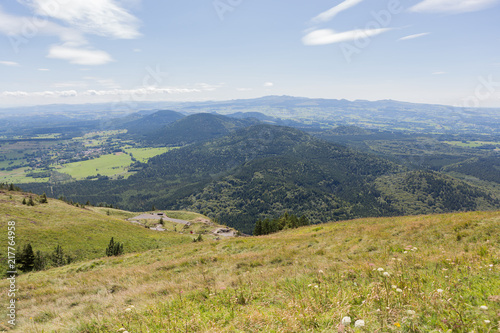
[2,96,499,135]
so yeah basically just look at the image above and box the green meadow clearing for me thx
[55,153,133,180]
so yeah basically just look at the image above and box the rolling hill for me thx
[1,210,498,332]
[144,113,259,146]
[0,189,228,277]
[124,110,185,137]
[23,122,500,234]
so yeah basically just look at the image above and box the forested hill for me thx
[143,113,260,145]
[23,124,500,234]
[124,110,185,137]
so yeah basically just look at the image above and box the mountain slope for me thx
[22,124,500,234]
[3,210,499,332]
[124,110,185,137]
[0,189,194,275]
[145,113,259,145]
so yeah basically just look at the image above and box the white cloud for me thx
[47,45,113,65]
[21,0,141,39]
[2,90,77,97]
[264,82,274,87]
[432,71,446,75]
[38,68,50,71]
[410,0,500,14]
[0,6,86,44]
[302,28,392,46]
[0,61,20,66]
[399,32,430,41]
[1,84,217,99]
[237,88,253,91]
[312,0,364,23]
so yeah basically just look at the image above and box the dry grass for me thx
[0,210,498,332]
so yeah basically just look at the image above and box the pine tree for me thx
[28,196,35,206]
[52,245,66,267]
[39,193,48,204]
[34,251,47,271]
[106,237,124,256]
[22,197,26,205]
[159,217,164,226]
[19,244,35,272]
[8,183,14,191]
[253,219,263,236]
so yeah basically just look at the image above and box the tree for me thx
[19,244,35,272]
[52,245,66,267]
[8,183,14,191]
[159,217,164,226]
[28,196,35,206]
[253,219,263,236]
[34,251,47,271]
[39,193,48,204]
[22,197,26,205]
[106,237,123,256]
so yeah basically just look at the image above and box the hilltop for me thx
[1,210,498,332]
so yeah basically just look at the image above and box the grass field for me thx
[1,208,498,332]
[124,147,174,163]
[444,141,500,148]
[56,153,133,180]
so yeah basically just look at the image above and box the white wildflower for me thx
[383,272,390,277]
[319,269,324,274]
[377,268,384,272]
[407,310,416,315]
[396,288,403,293]
[125,308,132,312]
[341,316,351,325]
[480,305,488,310]
[391,285,397,289]
[437,289,444,293]
[354,319,365,328]
[484,320,491,324]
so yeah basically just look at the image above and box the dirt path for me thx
[128,213,191,225]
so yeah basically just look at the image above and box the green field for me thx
[124,147,174,162]
[444,140,500,148]
[56,153,132,179]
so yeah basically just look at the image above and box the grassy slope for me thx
[0,191,192,269]
[1,210,498,332]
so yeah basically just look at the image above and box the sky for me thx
[1,0,500,108]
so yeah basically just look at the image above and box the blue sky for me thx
[1,0,500,107]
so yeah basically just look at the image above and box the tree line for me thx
[253,212,310,236]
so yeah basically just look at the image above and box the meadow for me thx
[55,153,133,180]
[1,209,498,332]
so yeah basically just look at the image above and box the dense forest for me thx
[23,121,499,234]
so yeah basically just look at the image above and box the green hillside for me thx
[1,210,498,332]
[124,110,185,137]
[23,124,500,234]
[145,113,259,145]
[0,190,200,276]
